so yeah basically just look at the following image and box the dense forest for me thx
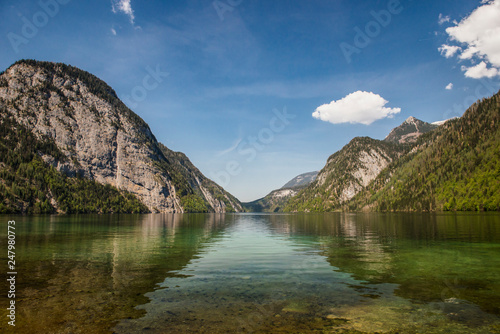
[0,109,149,214]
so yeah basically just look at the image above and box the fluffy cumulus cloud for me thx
[439,0,500,78]
[462,61,499,78]
[445,83,454,90]
[112,0,135,24]
[312,91,401,125]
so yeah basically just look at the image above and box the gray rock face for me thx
[0,60,241,213]
[384,116,437,144]
[281,171,318,189]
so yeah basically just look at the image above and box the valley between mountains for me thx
[1,60,499,214]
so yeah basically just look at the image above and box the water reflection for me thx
[0,214,234,334]
[0,213,499,333]
[115,213,500,333]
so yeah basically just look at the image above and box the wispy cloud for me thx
[445,83,453,90]
[312,91,401,125]
[438,13,450,25]
[439,0,500,78]
[112,0,135,24]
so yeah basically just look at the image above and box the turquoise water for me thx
[1,213,499,333]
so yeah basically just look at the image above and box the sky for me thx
[1,0,499,202]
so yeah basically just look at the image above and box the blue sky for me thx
[1,0,499,201]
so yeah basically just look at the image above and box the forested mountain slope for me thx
[349,91,500,211]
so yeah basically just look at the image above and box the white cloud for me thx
[439,44,461,58]
[438,13,450,25]
[458,46,479,60]
[111,28,117,36]
[462,61,500,78]
[445,83,454,90]
[440,0,500,78]
[112,0,135,24]
[312,91,401,125]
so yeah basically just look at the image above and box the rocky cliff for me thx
[0,60,241,213]
[285,137,406,212]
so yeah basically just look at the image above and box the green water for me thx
[1,213,500,333]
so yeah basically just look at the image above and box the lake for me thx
[1,213,499,333]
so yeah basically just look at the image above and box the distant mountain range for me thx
[281,171,318,189]
[242,171,318,212]
[1,59,498,214]
[0,60,242,214]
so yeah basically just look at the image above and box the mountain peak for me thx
[405,116,418,124]
[385,117,437,144]
[8,59,120,102]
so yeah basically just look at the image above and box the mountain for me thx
[285,93,499,212]
[284,137,407,212]
[281,171,318,189]
[349,91,500,212]
[242,171,318,212]
[384,116,437,144]
[247,116,441,213]
[0,60,242,214]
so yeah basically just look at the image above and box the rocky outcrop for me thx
[0,60,241,213]
[384,116,437,144]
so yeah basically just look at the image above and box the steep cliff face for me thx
[0,60,241,213]
[285,137,405,212]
